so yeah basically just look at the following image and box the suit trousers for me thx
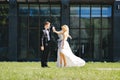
[41,41,51,67]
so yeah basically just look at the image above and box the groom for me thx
[40,21,53,67]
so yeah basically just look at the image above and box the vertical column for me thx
[113,1,120,61]
[8,0,17,61]
[61,0,70,25]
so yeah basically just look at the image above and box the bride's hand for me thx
[52,27,56,32]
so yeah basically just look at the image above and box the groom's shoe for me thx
[45,65,50,68]
[44,65,50,68]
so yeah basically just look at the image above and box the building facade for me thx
[0,0,120,62]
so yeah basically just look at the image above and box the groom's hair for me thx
[44,21,50,25]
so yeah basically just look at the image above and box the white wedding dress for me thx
[56,34,86,67]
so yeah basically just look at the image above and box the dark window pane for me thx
[102,18,112,28]
[40,4,50,16]
[19,4,28,16]
[29,4,39,16]
[50,5,60,29]
[69,29,79,53]
[28,29,39,60]
[80,29,91,39]
[0,4,8,60]
[102,30,112,61]
[0,4,9,26]
[28,0,38,2]
[92,18,101,28]
[81,18,90,28]
[18,16,28,60]
[94,30,101,60]
[29,16,39,27]
[70,5,79,28]
[51,5,60,16]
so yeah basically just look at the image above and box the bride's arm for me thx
[52,27,62,34]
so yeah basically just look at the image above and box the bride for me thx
[52,25,85,67]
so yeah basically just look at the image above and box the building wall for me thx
[113,1,120,61]
[0,0,120,61]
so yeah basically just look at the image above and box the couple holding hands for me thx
[40,21,85,68]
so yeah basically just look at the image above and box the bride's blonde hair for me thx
[62,25,69,32]
[62,25,72,39]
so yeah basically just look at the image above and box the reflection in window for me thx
[81,5,90,29]
[80,29,90,39]
[70,29,79,53]
[40,4,50,16]
[0,4,8,47]
[81,5,90,18]
[50,5,60,29]
[102,5,112,28]
[102,18,111,28]
[91,5,101,17]
[70,5,79,28]
[102,6,112,17]
[51,5,60,16]
[28,29,39,59]
[18,16,28,60]
[70,4,112,61]
[29,4,39,16]
[19,4,28,16]
[91,5,101,28]
[0,4,8,60]
[29,4,39,27]
[102,30,112,61]
[94,30,101,60]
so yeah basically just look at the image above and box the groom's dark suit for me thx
[40,27,52,67]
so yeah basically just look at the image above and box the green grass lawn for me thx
[0,62,120,80]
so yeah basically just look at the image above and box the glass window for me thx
[29,4,39,27]
[102,5,112,28]
[0,4,8,47]
[70,5,79,28]
[102,5,112,17]
[81,5,90,29]
[19,4,29,16]
[102,18,112,28]
[18,16,28,60]
[80,29,91,39]
[0,4,8,60]
[69,29,79,53]
[29,4,39,16]
[94,30,101,60]
[102,30,112,60]
[39,4,50,27]
[40,4,50,16]
[81,5,90,18]
[51,5,60,16]
[91,5,101,29]
[91,5,101,18]
[29,16,39,27]
[28,29,39,59]
[50,5,61,29]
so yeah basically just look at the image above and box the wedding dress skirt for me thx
[56,40,86,67]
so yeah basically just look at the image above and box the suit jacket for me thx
[40,27,57,49]
[41,29,50,47]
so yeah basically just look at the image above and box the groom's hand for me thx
[41,46,44,51]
